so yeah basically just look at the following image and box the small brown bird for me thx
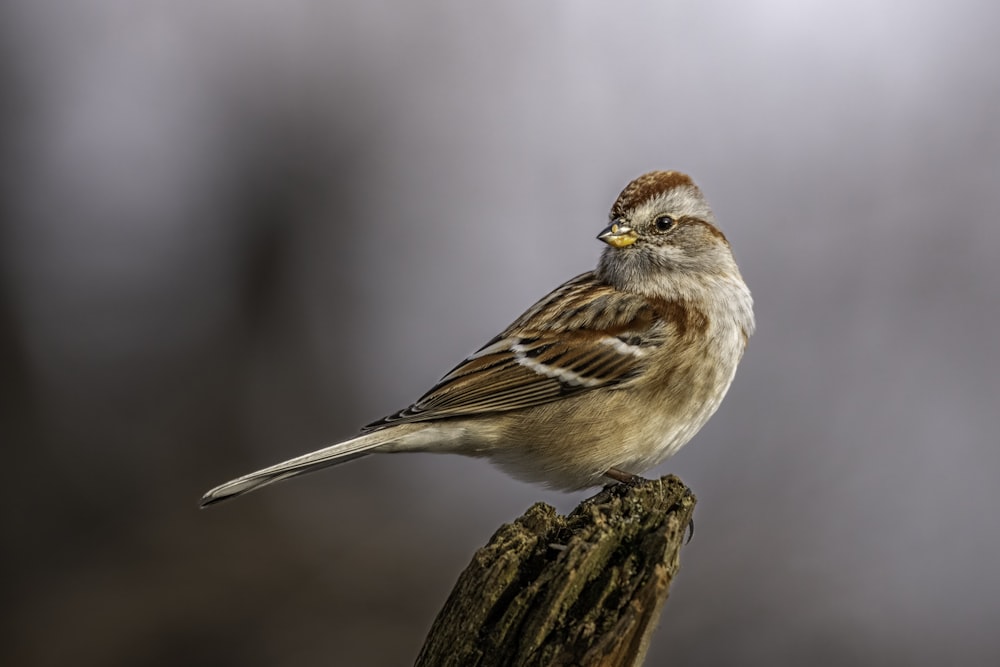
[201,171,754,506]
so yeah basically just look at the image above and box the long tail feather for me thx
[200,431,391,507]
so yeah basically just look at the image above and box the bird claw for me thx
[605,468,695,543]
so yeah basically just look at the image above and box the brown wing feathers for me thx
[364,273,666,430]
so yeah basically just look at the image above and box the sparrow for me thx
[201,171,754,506]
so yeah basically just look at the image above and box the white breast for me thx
[633,274,754,470]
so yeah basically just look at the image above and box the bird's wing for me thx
[364,272,681,430]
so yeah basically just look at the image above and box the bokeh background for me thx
[2,1,999,665]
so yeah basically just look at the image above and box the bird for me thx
[201,170,754,506]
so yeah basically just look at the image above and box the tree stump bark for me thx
[415,474,696,667]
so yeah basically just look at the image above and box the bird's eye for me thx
[654,215,674,232]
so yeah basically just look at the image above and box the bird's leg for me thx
[604,467,644,486]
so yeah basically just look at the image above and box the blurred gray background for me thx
[2,1,998,665]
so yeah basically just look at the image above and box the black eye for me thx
[654,215,674,232]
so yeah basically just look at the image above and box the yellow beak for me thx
[597,222,638,248]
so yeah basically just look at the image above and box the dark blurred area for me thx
[2,2,999,666]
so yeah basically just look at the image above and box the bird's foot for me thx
[604,467,647,487]
[604,468,695,542]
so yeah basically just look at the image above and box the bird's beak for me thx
[597,222,638,248]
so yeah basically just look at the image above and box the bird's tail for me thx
[200,430,391,507]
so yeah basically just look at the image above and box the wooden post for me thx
[415,475,696,667]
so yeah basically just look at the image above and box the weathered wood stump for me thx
[415,474,696,667]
